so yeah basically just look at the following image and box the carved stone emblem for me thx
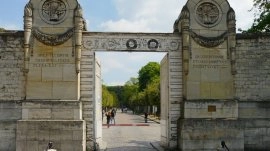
[196,2,220,27]
[107,39,118,50]
[40,0,68,24]
[126,39,137,49]
[148,39,159,49]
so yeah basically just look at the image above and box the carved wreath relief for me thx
[126,39,138,49]
[40,0,68,24]
[196,2,220,27]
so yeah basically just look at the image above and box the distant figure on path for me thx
[144,112,148,123]
[102,109,105,123]
[106,111,111,128]
[110,110,115,124]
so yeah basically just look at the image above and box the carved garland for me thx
[32,28,74,46]
[190,30,227,48]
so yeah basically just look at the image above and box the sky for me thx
[0,0,255,86]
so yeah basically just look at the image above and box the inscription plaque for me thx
[192,54,229,69]
[32,52,71,68]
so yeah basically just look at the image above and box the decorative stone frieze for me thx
[83,34,181,52]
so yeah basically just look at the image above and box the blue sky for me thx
[0,0,254,86]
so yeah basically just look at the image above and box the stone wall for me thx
[235,34,270,150]
[235,34,270,101]
[0,32,24,151]
[0,32,24,101]
[0,101,22,151]
[178,119,245,151]
[16,120,85,151]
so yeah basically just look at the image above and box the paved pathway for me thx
[102,110,161,151]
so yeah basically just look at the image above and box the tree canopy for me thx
[102,85,118,108]
[138,62,160,91]
[247,0,270,32]
[102,62,161,114]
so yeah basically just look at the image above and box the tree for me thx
[144,77,160,106]
[138,62,160,91]
[248,0,270,32]
[102,85,118,108]
[122,78,139,108]
[107,86,124,107]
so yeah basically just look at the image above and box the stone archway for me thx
[81,32,183,149]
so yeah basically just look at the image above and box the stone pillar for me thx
[227,8,236,75]
[75,4,83,74]
[17,0,86,151]
[174,0,243,150]
[179,5,190,99]
[23,2,32,75]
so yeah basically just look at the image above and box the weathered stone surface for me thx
[22,101,81,120]
[0,101,21,151]
[0,33,24,101]
[235,36,270,101]
[16,120,86,151]
[179,119,245,151]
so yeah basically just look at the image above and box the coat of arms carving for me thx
[196,2,221,27]
[40,0,68,24]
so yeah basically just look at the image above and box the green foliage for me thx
[144,77,160,106]
[120,62,161,113]
[102,85,118,108]
[247,0,270,32]
[122,78,139,107]
[138,62,160,91]
[107,86,123,107]
[102,62,161,113]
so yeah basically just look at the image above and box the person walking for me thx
[110,110,115,125]
[102,109,105,123]
[144,112,148,123]
[106,111,111,128]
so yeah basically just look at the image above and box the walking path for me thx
[102,110,162,151]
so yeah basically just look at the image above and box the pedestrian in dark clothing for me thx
[110,110,115,124]
[102,109,105,123]
[144,112,148,123]
[106,112,111,128]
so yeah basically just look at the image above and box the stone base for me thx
[178,119,244,151]
[16,120,86,151]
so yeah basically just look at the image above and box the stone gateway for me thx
[0,0,269,150]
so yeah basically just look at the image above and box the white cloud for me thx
[100,19,151,32]
[100,0,254,33]
[228,0,254,30]
[100,0,183,32]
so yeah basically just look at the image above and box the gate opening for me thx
[94,51,167,150]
